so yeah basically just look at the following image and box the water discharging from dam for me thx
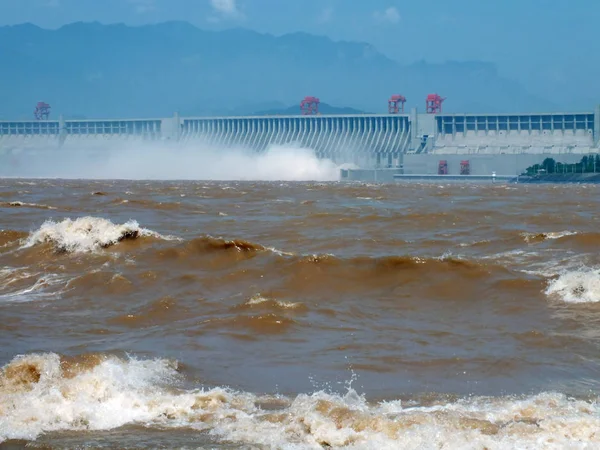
[1,140,350,181]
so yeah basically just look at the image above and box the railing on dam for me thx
[0,120,60,136]
[0,119,162,138]
[65,119,162,137]
[180,115,411,157]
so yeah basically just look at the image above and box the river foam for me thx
[1,353,599,448]
[21,216,178,253]
[545,267,600,304]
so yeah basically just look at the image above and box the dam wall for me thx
[180,115,410,166]
[0,106,598,174]
[431,112,597,155]
[0,114,412,167]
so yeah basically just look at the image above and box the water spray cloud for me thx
[1,140,349,181]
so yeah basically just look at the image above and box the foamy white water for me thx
[22,216,177,253]
[1,353,600,449]
[545,267,600,303]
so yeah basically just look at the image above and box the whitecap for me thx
[21,216,179,253]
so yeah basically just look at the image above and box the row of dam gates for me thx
[1,106,599,174]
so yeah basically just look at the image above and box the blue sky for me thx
[0,0,597,105]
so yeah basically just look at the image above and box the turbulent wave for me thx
[13,215,600,306]
[189,236,269,253]
[545,267,600,303]
[149,238,512,284]
[21,216,178,253]
[521,230,578,243]
[241,293,302,310]
[0,270,65,304]
[2,201,57,210]
[154,236,293,265]
[1,353,599,448]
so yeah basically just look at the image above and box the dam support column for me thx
[58,114,67,147]
[160,113,182,142]
[595,104,600,147]
[174,112,181,142]
[397,152,404,172]
[410,108,419,152]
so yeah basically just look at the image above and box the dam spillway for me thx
[1,106,599,176]
[180,115,411,167]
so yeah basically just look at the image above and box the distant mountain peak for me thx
[0,21,554,119]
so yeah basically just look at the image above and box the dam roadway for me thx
[1,106,599,176]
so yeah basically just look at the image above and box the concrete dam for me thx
[1,105,599,177]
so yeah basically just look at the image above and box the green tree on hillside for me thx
[523,155,600,176]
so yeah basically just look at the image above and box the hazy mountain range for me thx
[0,21,564,120]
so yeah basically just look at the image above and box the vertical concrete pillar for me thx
[397,152,404,171]
[174,112,181,142]
[594,104,600,147]
[58,114,67,147]
[410,107,419,151]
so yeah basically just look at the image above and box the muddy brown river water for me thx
[1,179,600,449]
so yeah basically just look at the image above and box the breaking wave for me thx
[545,267,600,304]
[1,353,599,448]
[21,216,179,253]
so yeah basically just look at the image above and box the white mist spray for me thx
[1,139,351,181]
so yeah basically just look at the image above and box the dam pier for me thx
[1,103,599,179]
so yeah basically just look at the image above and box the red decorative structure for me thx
[300,96,320,115]
[460,160,471,175]
[426,94,445,114]
[388,94,406,114]
[438,160,448,175]
[34,102,51,120]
